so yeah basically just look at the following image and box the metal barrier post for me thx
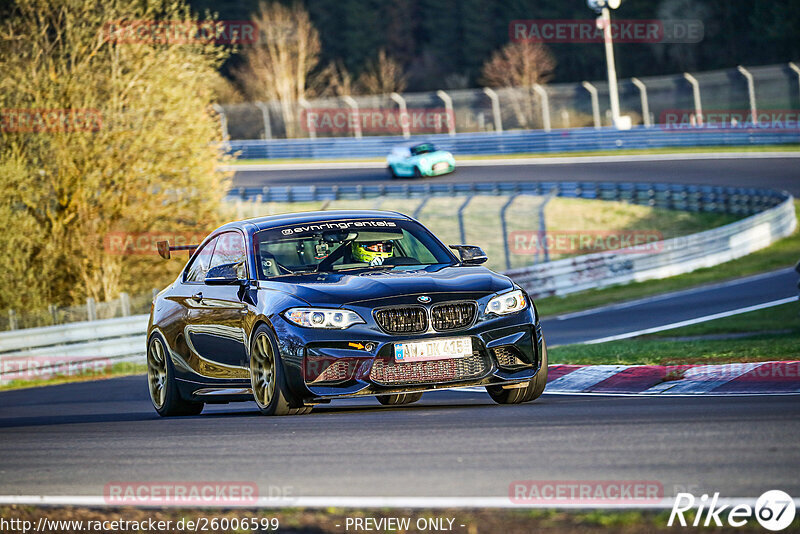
[631,77,652,127]
[483,87,503,133]
[8,309,17,331]
[500,194,519,270]
[341,95,362,138]
[532,84,551,132]
[436,90,456,135]
[254,102,272,140]
[581,81,601,129]
[790,62,800,101]
[87,298,97,322]
[298,98,315,139]
[120,292,131,317]
[390,92,410,138]
[683,73,703,126]
[457,195,474,244]
[536,188,558,264]
[412,197,430,220]
[211,104,230,146]
[737,66,757,125]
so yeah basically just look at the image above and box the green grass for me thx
[549,301,800,365]
[536,201,800,318]
[226,144,800,166]
[0,362,145,392]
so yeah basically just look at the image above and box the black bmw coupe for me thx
[147,210,548,416]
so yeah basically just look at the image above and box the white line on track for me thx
[582,296,798,344]
[3,495,798,510]
[221,151,800,172]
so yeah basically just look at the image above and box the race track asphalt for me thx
[1,155,798,502]
[231,155,800,195]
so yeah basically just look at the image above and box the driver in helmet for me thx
[352,240,394,266]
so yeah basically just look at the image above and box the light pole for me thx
[588,0,628,129]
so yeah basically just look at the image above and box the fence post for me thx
[211,104,230,145]
[737,66,757,125]
[341,95,362,138]
[482,87,503,133]
[631,77,651,127]
[8,309,17,330]
[49,304,58,325]
[683,73,703,126]
[298,98,315,139]
[457,195,474,244]
[532,84,551,132]
[500,194,519,271]
[436,90,456,135]
[120,292,131,317]
[790,63,800,101]
[87,298,97,322]
[537,188,558,264]
[412,197,430,220]
[254,102,272,140]
[390,92,410,138]
[581,81,601,129]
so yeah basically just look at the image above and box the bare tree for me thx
[311,60,355,97]
[481,41,555,129]
[356,49,407,95]
[233,2,321,137]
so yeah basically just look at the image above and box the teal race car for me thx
[386,142,456,178]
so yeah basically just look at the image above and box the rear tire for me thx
[486,337,548,405]
[376,392,423,406]
[250,325,310,416]
[148,334,204,417]
[387,166,398,179]
[413,166,422,178]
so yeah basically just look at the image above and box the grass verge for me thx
[226,143,800,166]
[536,201,799,318]
[0,362,145,392]
[549,301,800,366]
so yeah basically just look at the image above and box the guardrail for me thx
[227,126,800,160]
[1,182,795,378]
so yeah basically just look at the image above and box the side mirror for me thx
[449,245,488,265]
[205,263,246,285]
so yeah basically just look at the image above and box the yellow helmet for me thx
[352,241,394,264]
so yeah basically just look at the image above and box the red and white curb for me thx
[544,361,800,395]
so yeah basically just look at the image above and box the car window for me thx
[254,218,455,278]
[184,236,218,283]
[208,231,247,278]
[410,144,434,156]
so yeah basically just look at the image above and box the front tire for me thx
[413,166,422,178]
[250,325,310,416]
[147,334,204,417]
[486,338,548,405]
[376,392,423,406]
[387,166,398,179]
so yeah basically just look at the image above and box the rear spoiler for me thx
[156,240,198,260]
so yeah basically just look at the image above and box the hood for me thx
[258,265,513,307]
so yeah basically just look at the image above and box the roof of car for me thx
[215,210,412,233]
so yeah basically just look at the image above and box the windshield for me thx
[410,144,435,156]
[254,218,455,278]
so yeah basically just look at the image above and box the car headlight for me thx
[486,289,527,316]
[284,308,365,329]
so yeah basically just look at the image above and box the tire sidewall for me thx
[249,324,293,415]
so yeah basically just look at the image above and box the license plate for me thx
[394,337,472,363]
[433,162,448,171]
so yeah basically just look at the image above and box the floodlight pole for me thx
[599,7,622,129]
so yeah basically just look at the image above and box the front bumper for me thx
[272,307,543,402]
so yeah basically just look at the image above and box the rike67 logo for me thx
[669,490,795,531]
